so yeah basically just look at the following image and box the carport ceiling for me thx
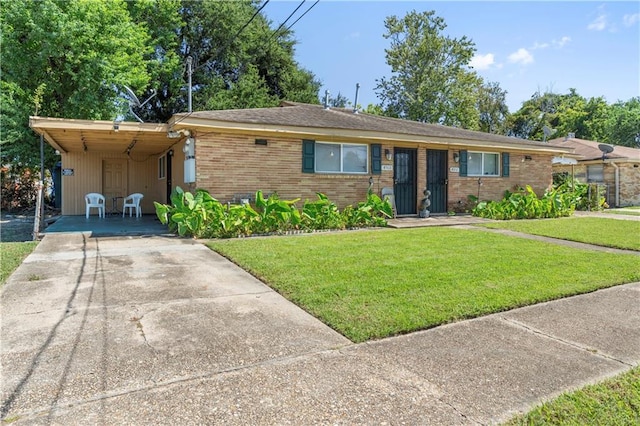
[29,117,182,155]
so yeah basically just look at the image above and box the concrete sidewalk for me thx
[1,233,639,425]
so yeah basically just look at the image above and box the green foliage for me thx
[471,179,607,220]
[471,185,576,220]
[155,187,392,238]
[0,167,41,212]
[553,175,607,211]
[301,193,344,230]
[505,367,640,426]
[603,97,640,147]
[1,242,38,286]
[209,226,640,342]
[342,191,393,228]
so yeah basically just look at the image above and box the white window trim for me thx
[467,151,500,177]
[158,155,166,180]
[315,141,369,174]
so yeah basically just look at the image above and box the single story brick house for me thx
[548,135,640,207]
[30,102,571,216]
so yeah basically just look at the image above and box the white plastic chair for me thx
[122,193,144,217]
[85,193,106,218]
[381,187,397,218]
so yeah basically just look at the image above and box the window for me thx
[158,155,166,179]
[587,164,603,182]
[467,152,499,176]
[315,142,368,173]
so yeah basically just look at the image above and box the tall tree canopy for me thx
[375,10,482,128]
[1,0,151,168]
[1,0,321,171]
[134,0,320,122]
[506,89,639,146]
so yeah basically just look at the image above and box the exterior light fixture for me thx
[385,149,392,161]
[522,155,533,162]
[113,121,120,132]
[453,152,460,163]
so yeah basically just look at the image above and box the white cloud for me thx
[344,32,360,40]
[508,48,534,65]
[532,42,549,50]
[552,36,571,48]
[623,13,640,27]
[588,13,608,31]
[469,53,495,70]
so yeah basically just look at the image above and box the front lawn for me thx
[481,217,640,251]
[1,241,38,286]
[208,227,640,342]
[505,366,640,425]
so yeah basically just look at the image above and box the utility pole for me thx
[186,56,193,113]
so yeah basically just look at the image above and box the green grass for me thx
[481,217,640,251]
[504,367,640,425]
[1,241,38,286]
[208,227,640,342]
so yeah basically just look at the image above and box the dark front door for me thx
[427,149,448,213]
[394,148,417,215]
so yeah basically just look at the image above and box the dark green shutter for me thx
[502,152,510,177]
[459,150,468,176]
[302,139,315,173]
[371,144,382,174]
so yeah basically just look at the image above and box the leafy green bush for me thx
[302,193,344,230]
[554,179,607,211]
[155,187,392,238]
[471,185,575,220]
[343,191,393,228]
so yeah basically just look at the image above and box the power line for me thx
[268,0,306,41]
[282,0,319,34]
[195,0,271,72]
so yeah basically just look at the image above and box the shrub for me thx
[155,187,393,238]
[471,185,575,220]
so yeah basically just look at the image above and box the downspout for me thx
[610,161,620,207]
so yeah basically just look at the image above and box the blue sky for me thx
[263,1,640,112]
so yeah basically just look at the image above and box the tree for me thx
[477,81,509,134]
[1,0,151,170]
[505,89,637,146]
[132,0,320,121]
[375,10,481,128]
[604,98,640,147]
[328,92,349,108]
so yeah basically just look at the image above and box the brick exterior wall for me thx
[554,162,640,207]
[194,132,555,213]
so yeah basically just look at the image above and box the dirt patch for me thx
[1,208,60,242]
[1,214,37,242]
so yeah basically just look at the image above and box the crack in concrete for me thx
[500,317,632,367]
[7,344,354,420]
[129,307,159,351]
[436,397,483,425]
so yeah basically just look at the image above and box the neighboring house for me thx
[30,102,571,216]
[548,135,640,207]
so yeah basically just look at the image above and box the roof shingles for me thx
[175,102,554,148]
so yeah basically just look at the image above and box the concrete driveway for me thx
[2,233,639,424]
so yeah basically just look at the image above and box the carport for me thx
[29,116,190,217]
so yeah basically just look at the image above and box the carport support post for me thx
[33,134,45,240]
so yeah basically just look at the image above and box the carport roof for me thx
[29,116,181,155]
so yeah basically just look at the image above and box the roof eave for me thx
[170,116,571,154]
